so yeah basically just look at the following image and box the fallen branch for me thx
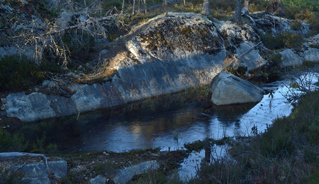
[35,15,116,40]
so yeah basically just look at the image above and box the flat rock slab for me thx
[279,49,304,67]
[10,163,51,184]
[112,160,159,184]
[303,48,319,62]
[235,42,267,71]
[8,160,67,184]
[48,160,68,178]
[210,73,264,105]
[90,174,108,184]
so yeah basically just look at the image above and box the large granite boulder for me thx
[1,12,271,122]
[210,73,264,105]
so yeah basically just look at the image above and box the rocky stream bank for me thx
[1,1,319,183]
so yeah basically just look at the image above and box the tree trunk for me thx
[121,0,125,14]
[244,0,249,12]
[138,0,141,13]
[202,0,210,15]
[184,0,186,6]
[132,0,135,15]
[235,0,242,23]
[144,0,147,14]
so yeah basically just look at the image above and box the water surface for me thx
[17,80,296,153]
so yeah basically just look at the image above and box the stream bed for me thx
[16,80,292,153]
[13,72,319,180]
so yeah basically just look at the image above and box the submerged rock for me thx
[210,73,264,105]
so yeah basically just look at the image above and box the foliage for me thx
[0,129,28,152]
[262,32,304,50]
[270,53,283,65]
[130,170,183,184]
[102,0,122,10]
[282,0,319,12]
[0,55,46,91]
[290,20,302,30]
[0,170,24,184]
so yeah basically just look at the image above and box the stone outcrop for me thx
[3,12,317,122]
[279,49,304,67]
[111,160,159,184]
[1,154,67,184]
[254,13,309,35]
[210,73,264,105]
[2,12,231,122]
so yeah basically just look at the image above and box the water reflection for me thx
[17,81,294,153]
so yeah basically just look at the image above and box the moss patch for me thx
[139,17,223,55]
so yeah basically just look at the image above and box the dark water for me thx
[16,81,293,153]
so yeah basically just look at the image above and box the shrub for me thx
[0,55,46,91]
[262,32,304,50]
[290,20,302,30]
[0,129,28,152]
[270,53,283,66]
[261,32,285,50]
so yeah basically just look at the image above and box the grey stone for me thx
[235,42,267,71]
[303,48,319,62]
[5,92,56,122]
[56,11,72,29]
[48,160,67,178]
[0,46,38,59]
[254,14,309,35]
[112,161,159,184]
[90,175,107,184]
[3,12,275,122]
[47,95,77,117]
[42,80,57,88]
[210,73,264,105]
[10,163,51,184]
[279,49,304,67]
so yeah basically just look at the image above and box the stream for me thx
[16,80,292,153]
[13,72,319,180]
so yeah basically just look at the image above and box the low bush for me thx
[0,55,46,91]
[192,90,319,183]
[262,32,304,50]
[290,20,302,30]
[0,129,28,152]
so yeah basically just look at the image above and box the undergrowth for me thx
[0,55,45,91]
[262,32,304,50]
[192,90,319,184]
